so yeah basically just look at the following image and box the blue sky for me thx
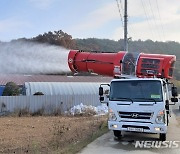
[0,0,180,42]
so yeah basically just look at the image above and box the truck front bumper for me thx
[108,121,167,134]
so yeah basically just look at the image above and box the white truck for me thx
[68,50,178,141]
[99,77,178,141]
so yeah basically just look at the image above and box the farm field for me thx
[0,116,107,153]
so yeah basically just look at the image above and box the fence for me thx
[0,95,101,115]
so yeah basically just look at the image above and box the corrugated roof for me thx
[25,82,108,96]
[0,74,112,85]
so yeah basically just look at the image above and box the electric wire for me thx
[155,0,166,41]
[148,0,163,42]
[119,0,135,43]
[119,0,124,14]
[127,12,138,41]
[115,0,124,27]
[140,0,156,41]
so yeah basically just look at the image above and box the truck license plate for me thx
[127,127,144,132]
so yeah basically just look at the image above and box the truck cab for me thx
[99,77,178,141]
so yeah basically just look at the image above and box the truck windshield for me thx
[110,80,163,102]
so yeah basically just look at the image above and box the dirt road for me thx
[79,105,180,154]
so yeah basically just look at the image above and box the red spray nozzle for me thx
[68,50,176,79]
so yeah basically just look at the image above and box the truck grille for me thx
[119,111,153,119]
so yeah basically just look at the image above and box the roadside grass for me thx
[26,119,108,154]
[31,141,40,154]
[7,107,63,117]
[52,119,108,154]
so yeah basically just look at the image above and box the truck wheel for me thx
[113,130,121,138]
[159,133,166,141]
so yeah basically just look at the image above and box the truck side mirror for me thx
[100,96,104,101]
[171,97,178,102]
[99,87,103,96]
[172,86,178,97]
[165,100,169,114]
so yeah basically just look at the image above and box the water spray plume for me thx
[0,41,70,74]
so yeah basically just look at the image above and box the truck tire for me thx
[113,130,121,138]
[159,133,166,141]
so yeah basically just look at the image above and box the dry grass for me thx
[0,115,108,153]
[7,106,63,117]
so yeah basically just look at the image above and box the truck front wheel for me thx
[159,133,166,141]
[113,130,121,138]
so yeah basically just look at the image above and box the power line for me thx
[140,0,156,40]
[127,10,139,41]
[148,0,163,42]
[155,0,166,41]
[115,0,124,27]
[119,0,124,14]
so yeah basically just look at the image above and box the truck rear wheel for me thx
[159,133,166,141]
[113,130,121,138]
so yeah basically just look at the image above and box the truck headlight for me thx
[109,108,117,121]
[156,110,165,124]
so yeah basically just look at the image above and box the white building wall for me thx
[0,82,110,114]
[0,95,101,114]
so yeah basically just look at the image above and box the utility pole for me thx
[124,0,128,52]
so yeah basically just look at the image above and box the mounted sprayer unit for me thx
[68,50,176,79]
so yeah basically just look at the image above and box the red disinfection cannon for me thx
[68,50,176,79]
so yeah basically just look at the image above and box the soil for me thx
[0,116,107,153]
